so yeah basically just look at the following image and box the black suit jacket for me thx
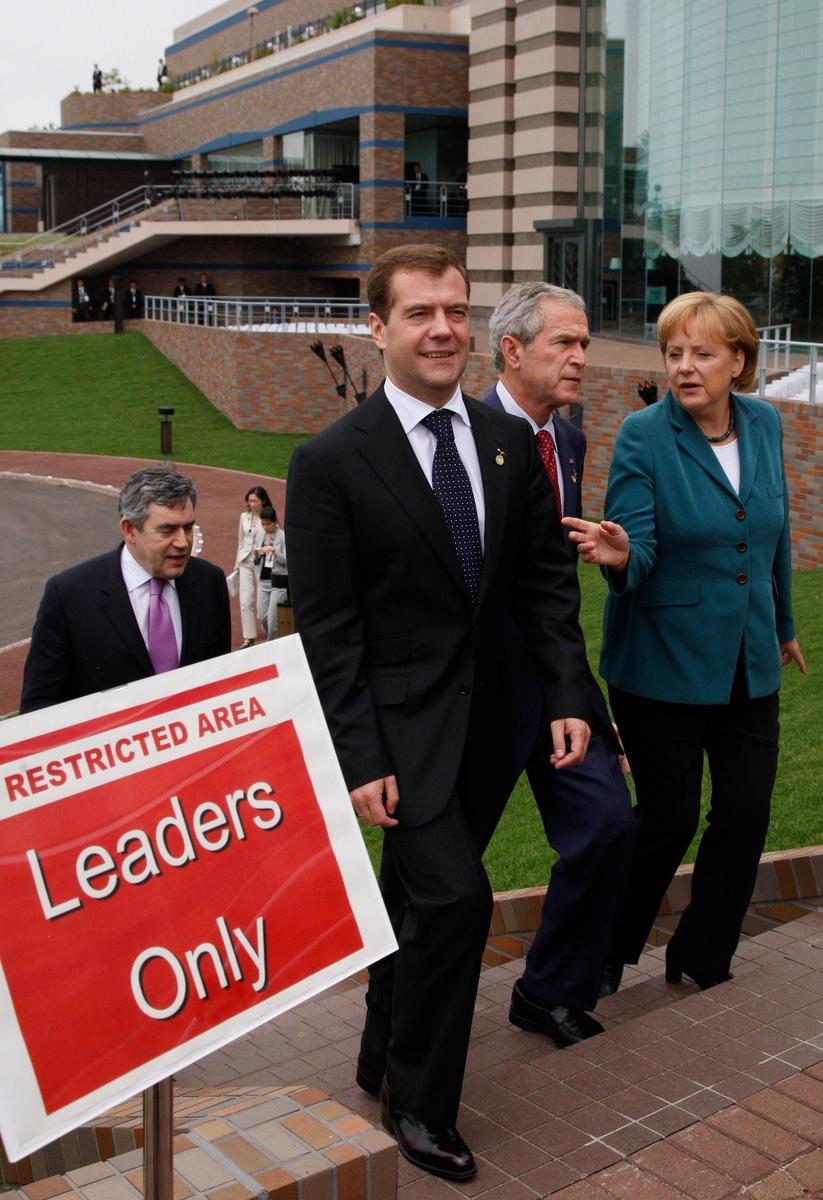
[125,287,143,318]
[20,547,231,713]
[480,385,618,765]
[286,384,591,827]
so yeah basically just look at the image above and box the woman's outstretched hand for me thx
[561,516,630,569]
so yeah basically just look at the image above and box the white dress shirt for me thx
[495,379,565,515]
[384,377,486,549]
[121,546,183,656]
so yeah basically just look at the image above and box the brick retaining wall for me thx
[0,309,819,566]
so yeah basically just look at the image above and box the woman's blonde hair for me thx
[657,292,760,392]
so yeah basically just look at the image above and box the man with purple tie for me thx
[20,465,230,713]
[481,283,635,1048]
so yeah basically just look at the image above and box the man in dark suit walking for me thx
[286,246,593,1180]
[482,282,635,1045]
[21,465,231,712]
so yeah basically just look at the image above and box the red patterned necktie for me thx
[535,429,562,517]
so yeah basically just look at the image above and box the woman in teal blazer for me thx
[564,292,805,992]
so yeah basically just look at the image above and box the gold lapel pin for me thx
[495,449,505,466]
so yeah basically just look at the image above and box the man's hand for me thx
[350,776,400,827]
[549,719,590,769]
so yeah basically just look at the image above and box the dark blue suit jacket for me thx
[480,385,616,769]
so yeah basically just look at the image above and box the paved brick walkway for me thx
[4,454,823,1198]
[171,914,823,1198]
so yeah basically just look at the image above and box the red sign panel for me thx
[0,639,395,1160]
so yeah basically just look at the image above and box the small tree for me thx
[102,67,131,89]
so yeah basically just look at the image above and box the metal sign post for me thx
[143,1078,173,1200]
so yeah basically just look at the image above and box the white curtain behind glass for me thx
[637,0,823,260]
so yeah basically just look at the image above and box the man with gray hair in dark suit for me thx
[21,464,230,712]
[481,281,635,1046]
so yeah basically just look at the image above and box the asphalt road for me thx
[0,478,120,646]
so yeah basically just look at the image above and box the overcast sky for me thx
[2,0,207,133]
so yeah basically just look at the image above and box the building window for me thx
[603,0,823,341]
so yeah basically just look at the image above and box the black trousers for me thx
[607,681,780,981]
[360,719,514,1129]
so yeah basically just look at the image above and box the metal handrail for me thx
[171,0,392,91]
[0,186,153,273]
[404,179,468,219]
[756,323,792,371]
[0,180,359,276]
[144,294,370,330]
[756,336,822,404]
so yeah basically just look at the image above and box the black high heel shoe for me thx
[665,948,732,991]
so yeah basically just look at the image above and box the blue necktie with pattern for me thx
[421,409,483,602]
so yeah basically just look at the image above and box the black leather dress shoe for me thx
[380,1084,476,1180]
[355,1054,383,1096]
[509,979,604,1048]
[599,961,624,998]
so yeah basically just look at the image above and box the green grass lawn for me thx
[0,332,306,478]
[360,564,822,889]
[3,330,820,891]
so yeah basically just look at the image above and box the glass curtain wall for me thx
[602,0,823,340]
[281,128,358,177]
[205,140,265,171]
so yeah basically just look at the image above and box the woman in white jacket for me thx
[234,485,271,646]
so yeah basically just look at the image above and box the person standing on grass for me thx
[567,291,806,997]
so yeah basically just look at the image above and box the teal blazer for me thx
[600,389,795,704]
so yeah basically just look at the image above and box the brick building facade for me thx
[0,1,820,568]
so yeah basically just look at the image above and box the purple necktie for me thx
[148,577,178,673]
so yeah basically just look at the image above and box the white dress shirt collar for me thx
[384,376,470,434]
[383,376,485,549]
[495,379,557,438]
[120,544,178,595]
[121,545,183,655]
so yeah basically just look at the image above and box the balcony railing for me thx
[404,179,468,219]
[756,335,822,404]
[170,0,444,91]
[144,295,370,332]
[0,174,359,276]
